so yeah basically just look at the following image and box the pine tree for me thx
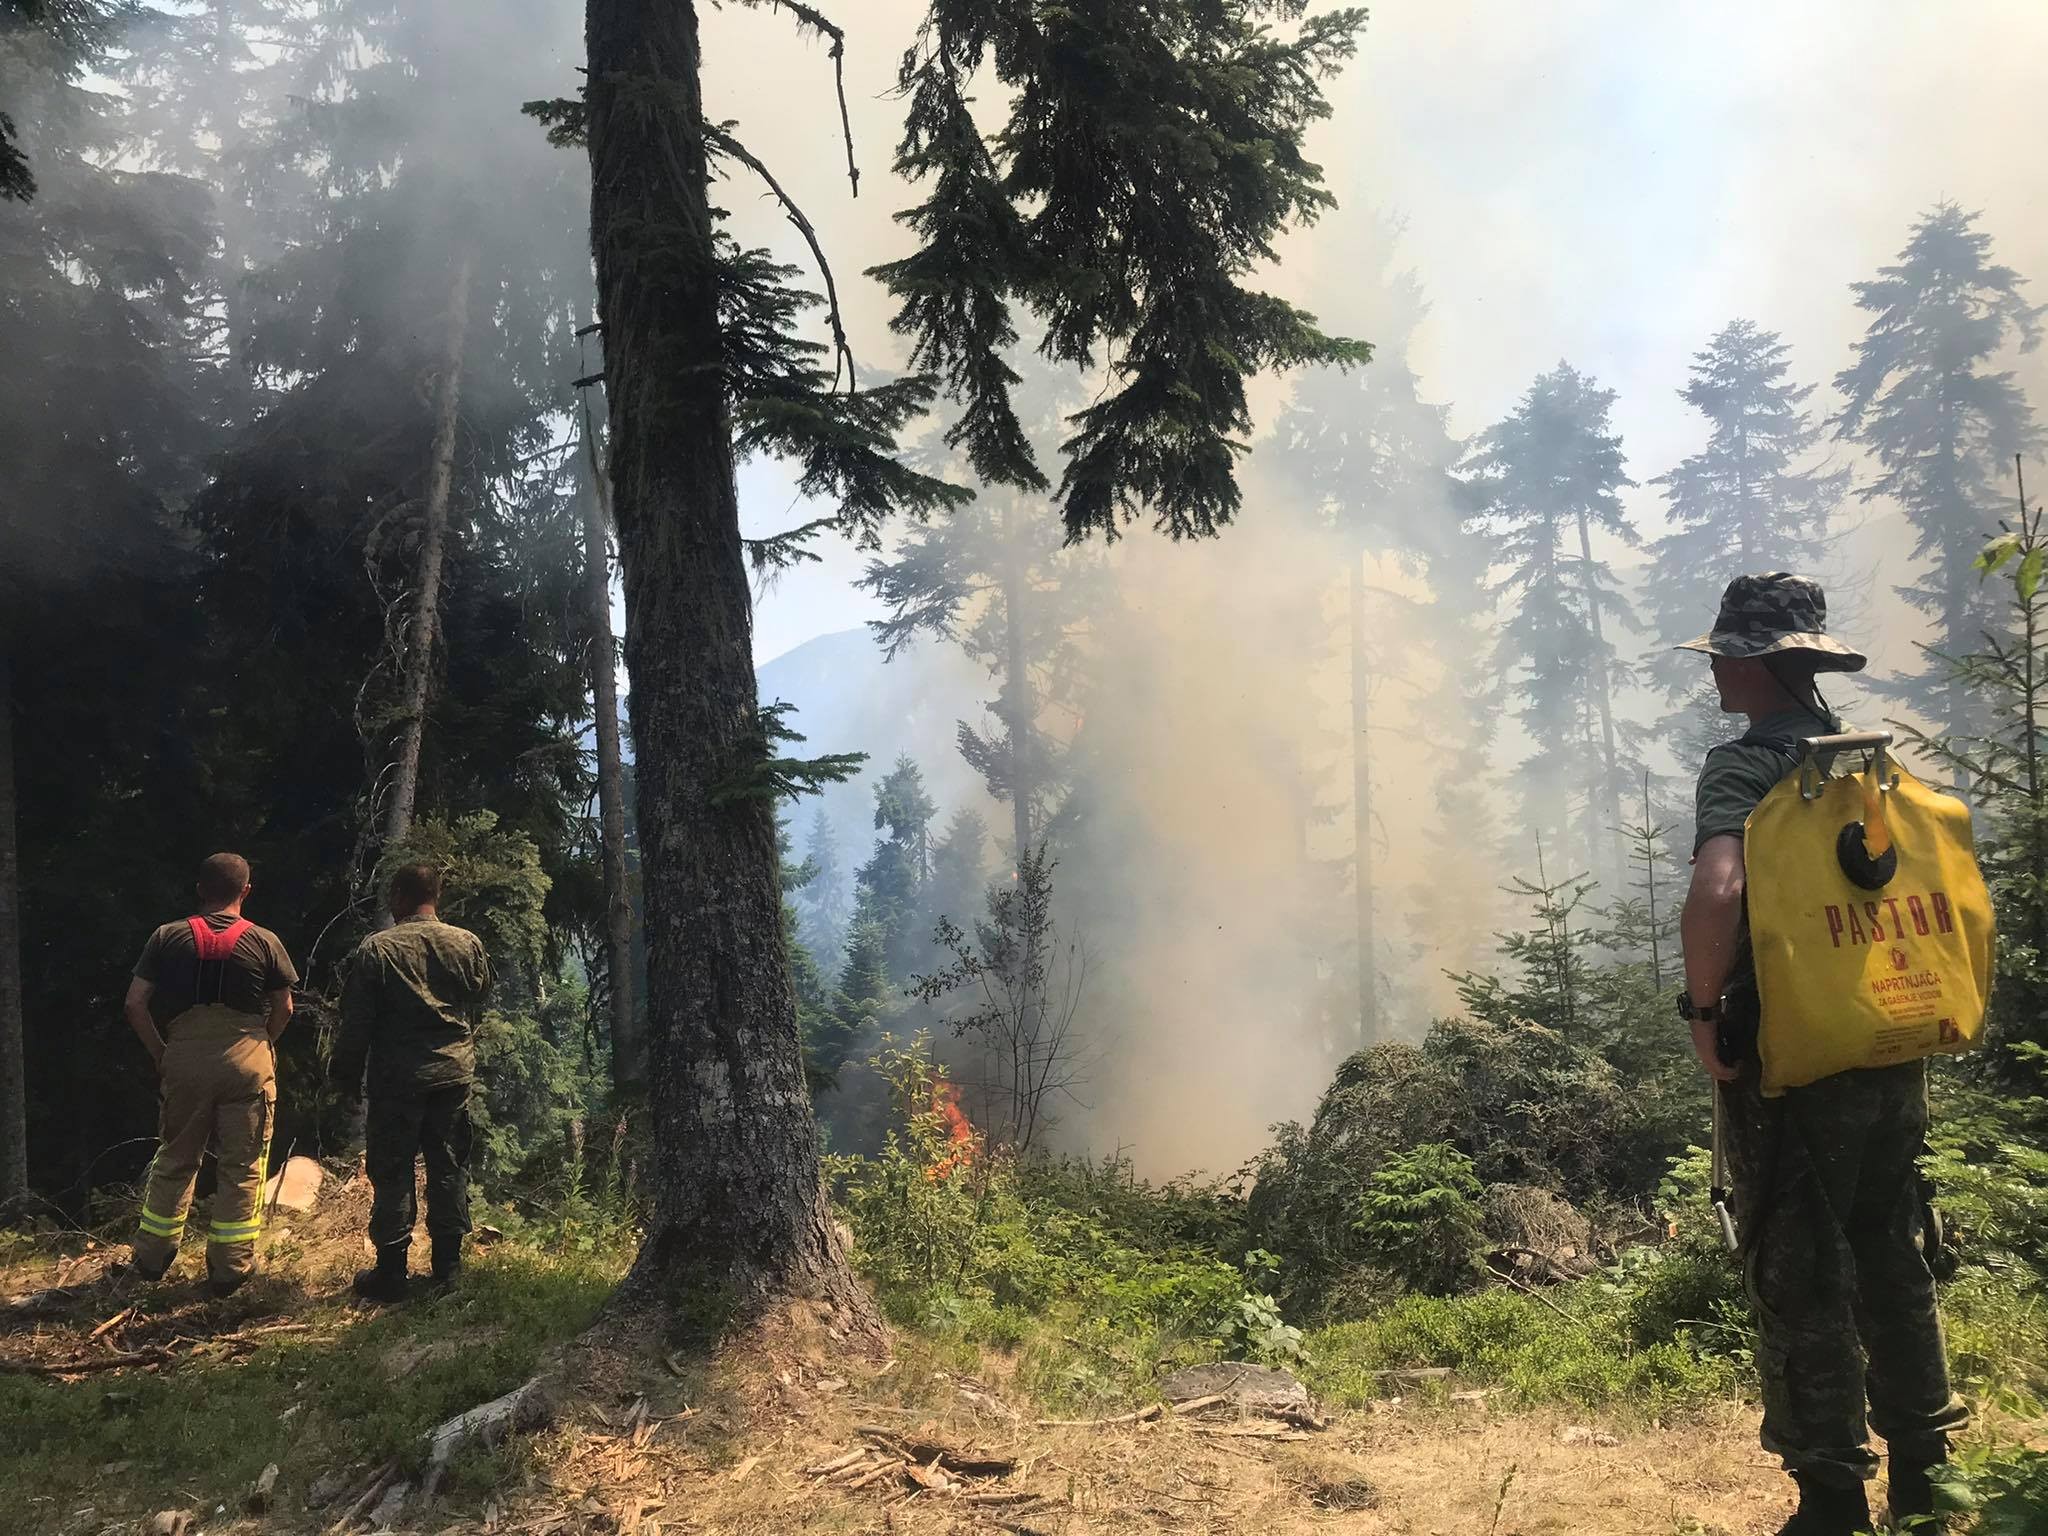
[821,909,894,1085]
[1272,245,1477,1043]
[1645,319,1848,746]
[923,808,990,943]
[115,0,307,420]
[863,352,1107,868]
[1472,362,1645,887]
[794,806,852,971]
[856,757,939,982]
[581,0,1367,1316]
[182,0,599,967]
[3,0,218,1206]
[1833,204,2043,743]
[574,413,639,1093]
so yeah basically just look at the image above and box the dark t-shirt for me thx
[133,913,298,1027]
[1691,706,1845,996]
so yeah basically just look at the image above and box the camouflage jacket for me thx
[334,916,492,1094]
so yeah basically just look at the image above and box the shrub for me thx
[831,1038,1302,1379]
[1302,1281,1743,1416]
[1354,1143,1487,1295]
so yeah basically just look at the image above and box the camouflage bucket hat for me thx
[1675,572,1867,673]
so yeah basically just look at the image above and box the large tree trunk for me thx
[586,0,870,1324]
[0,652,26,1209]
[1348,557,1379,1047]
[578,428,642,1093]
[381,252,474,854]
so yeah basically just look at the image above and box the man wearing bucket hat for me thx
[1676,573,1966,1535]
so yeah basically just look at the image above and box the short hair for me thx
[196,852,251,905]
[388,863,444,912]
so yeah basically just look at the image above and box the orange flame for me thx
[927,1081,978,1181]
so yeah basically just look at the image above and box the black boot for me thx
[351,1244,410,1303]
[429,1233,462,1287]
[1777,1472,1872,1535]
[1888,1458,1946,1532]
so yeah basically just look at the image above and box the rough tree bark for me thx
[0,652,26,1209]
[586,0,872,1324]
[1348,557,1379,1048]
[577,427,641,1092]
[381,252,474,854]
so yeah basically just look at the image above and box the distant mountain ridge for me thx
[757,627,995,869]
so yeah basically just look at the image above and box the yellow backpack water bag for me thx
[1742,731,1996,1096]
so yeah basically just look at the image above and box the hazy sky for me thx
[698,0,2048,663]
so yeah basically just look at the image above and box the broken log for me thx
[419,1375,552,1502]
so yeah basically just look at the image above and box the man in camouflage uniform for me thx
[1677,573,1968,1535]
[123,852,297,1296]
[334,863,492,1302]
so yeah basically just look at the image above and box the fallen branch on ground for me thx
[89,1305,136,1339]
[844,1458,908,1490]
[323,1459,400,1535]
[419,1374,553,1502]
[0,1347,178,1376]
[855,1425,1015,1478]
[1035,1402,1164,1429]
[804,1449,870,1477]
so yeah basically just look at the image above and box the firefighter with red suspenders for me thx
[122,852,298,1296]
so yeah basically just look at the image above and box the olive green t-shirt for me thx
[133,913,298,1028]
[1692,706,1844,996]
[1691,707,1845,854]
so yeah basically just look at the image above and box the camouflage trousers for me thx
[365,1082,474,1254]
[1721,1059,1970,1486]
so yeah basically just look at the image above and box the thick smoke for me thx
[726,1,2048,1177]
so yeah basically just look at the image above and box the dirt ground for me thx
[497,1303,1810,1536]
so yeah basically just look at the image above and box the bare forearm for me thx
[266,990,294,1045]
[1679,836,1748,1082]
[124,1002,164,1065]
[1680,890,1743,1003]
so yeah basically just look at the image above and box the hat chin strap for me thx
[1761,653,1838,731]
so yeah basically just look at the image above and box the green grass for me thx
[1301,1281,1747,1418]
[0,1245,623,1532]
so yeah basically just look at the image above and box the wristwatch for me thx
[1676,990,1721,1024]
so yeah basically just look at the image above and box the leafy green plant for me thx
[1934,1442,2048,1535]
[1354,1143,1487,1295]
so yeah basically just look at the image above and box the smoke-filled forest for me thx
[4,2,2048,1533]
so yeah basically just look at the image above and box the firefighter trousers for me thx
[133,1008,276,1285]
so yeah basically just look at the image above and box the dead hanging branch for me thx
[733,0,860,197]
[708,125,856,392]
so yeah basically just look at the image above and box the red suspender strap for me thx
[186,915,253,960]
[185,916,254,1004]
